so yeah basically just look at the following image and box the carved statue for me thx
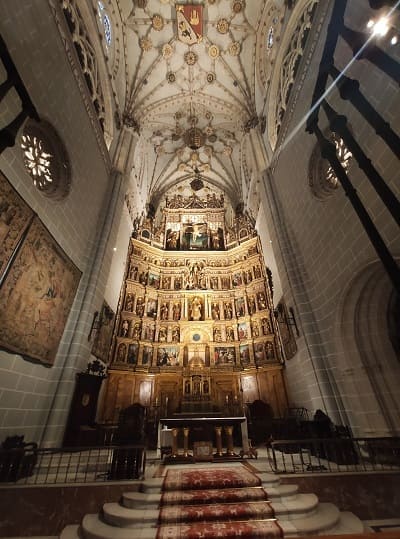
[190,296,202,321]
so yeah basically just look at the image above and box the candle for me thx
[166,396,169,406]
[155,397,158,406]
[226,395,229,404]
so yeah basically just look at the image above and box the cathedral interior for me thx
[0,0,399,534]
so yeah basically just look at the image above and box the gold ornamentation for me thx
[140,37,153,51]
[152,14,164,31]
[232,0,244,14]
[162,43,174,59]
[208,44,219,58]
[206,72,215,83]
[167,71,176,83]
[217,18,230,34]
[184,50,198,65]
[228,41,241,56]
[223,145,233,156]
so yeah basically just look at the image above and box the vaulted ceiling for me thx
[113,0,283,213]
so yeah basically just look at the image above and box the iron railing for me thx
[269,437,400,474]
[0,444,146,485]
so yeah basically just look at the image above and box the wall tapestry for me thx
[0,216,81,365]
[0,170,34,279]
[91,300,115,363]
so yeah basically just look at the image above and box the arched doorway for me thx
[335,262,400,437]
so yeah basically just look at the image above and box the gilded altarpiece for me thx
[100,197,288,422]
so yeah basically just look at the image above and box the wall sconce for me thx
[88,310,99,341]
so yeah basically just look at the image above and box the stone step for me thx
[321,511,366,535]
[140,477,164,493]
[106,492,317,527]
[272,493,319,518]
[103,502,158,527]
[80,503,353,539]
[122,491,161,509]
[59,524,80,539]
[81,513,157,539]
[280,502,340,536]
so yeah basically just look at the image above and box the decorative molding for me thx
[48,0,111,171]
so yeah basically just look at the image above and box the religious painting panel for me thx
[182,223,208,250]
[254,342,265,365]
[127,343,139,365]
[120,318,130,337]
[0,216,81,365]
[261,316,272,335]
[239,344,250,366]
[146,298,158,317]
[142,323,154,341]
[142,345,153,366]
[235,297,245,317]
[238,322,248,340]
[214,346,236,365]
[265,340,276,360]
[157,346,179,366]
[115,342,127,363]
[232,272,242,287]
[148,272,160,288]
[257,291,267,310]
[166,229,180,250]
[0,170,34,279]
[91,301,115,363]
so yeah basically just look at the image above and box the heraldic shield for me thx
[176,4,203,44]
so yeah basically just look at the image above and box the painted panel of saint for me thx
[240,344,250,366]
[214,346,236,365]
[157,347,179,366]
[127,343,138,365]
[148,272,160,288]
[146,298,158,317]
[238,322,248,340]
[142,346,152,365]
[254,342,265,365]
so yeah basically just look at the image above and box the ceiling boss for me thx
[176,4,203,45]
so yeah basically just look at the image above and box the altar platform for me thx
[158,416,250,463]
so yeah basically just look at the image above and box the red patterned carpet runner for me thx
[157,466,283,539]
[162,466,262,491]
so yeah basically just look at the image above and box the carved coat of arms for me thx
[176,4,203,44]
